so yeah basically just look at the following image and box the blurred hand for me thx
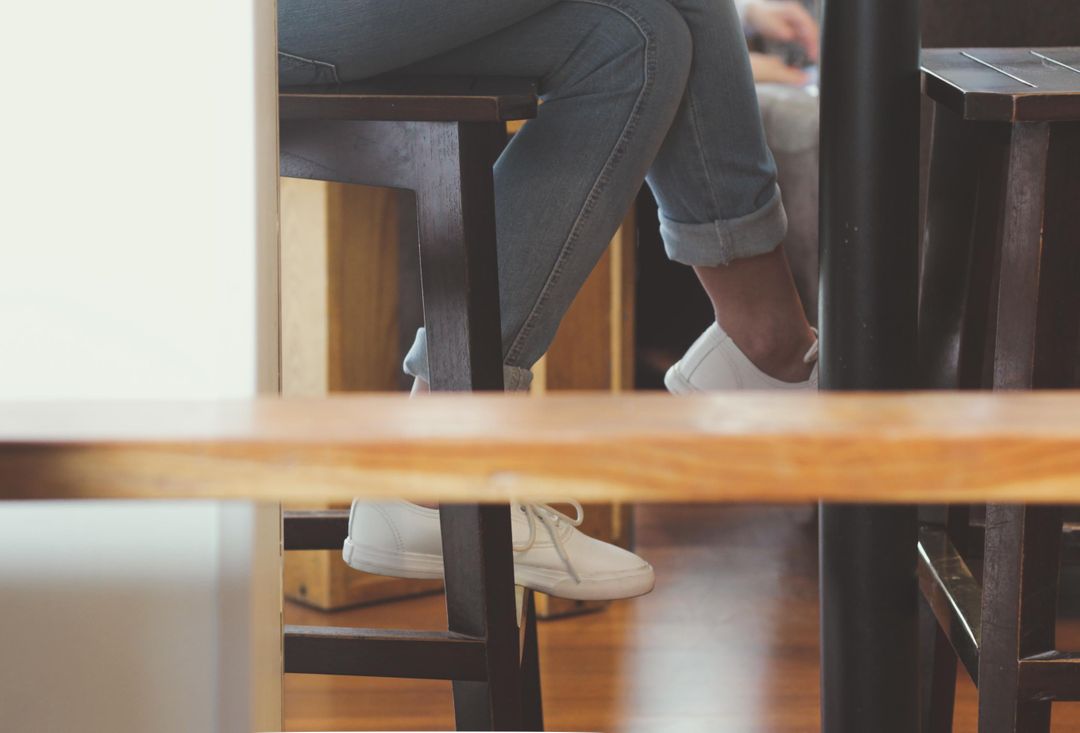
[749,52,809,85]
[743,0,819,62]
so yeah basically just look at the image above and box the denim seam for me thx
[686,88,725,224]
[503,0,656,367]
[279,50,342,84]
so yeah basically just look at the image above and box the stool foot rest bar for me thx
[285,626,489,681]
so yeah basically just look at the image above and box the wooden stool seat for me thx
[922,47,1080,122]
[280,75,538,122]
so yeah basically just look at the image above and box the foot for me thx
[665,322,818,393]
[343,500,655,601]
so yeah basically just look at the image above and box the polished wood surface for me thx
[326,183,404,394]
[283,504,1080,731]
[6,392,1080,503]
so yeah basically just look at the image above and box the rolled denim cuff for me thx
[660,186,788,267]
[403,327,534,392]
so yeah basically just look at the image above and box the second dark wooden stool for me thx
[918,47,1080,733]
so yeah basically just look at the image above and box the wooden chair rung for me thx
[284,625,487,681]
[1019,653,1080,702]
[918,525,982,683]
[283,510,349,550]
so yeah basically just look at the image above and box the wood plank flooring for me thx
[284,504,1080,732]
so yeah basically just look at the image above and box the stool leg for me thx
[920,505,973,733]
[411,120,529,730]
[520,590,545,731]
[978,122,1063,733]
[990,122,1051,391]
[920,602,957,733]
[1034,122,1080,389]
[919,105,987,388]
[919,106,1011,390]
[441,504,524,731]
[977,505,1062,733]
[411,120,505,392]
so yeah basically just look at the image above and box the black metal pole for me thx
[818,0,920,730]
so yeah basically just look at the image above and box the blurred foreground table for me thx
[4,392,1080,504]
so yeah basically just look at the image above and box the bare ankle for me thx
[692,247,815,382]
[720,318,816,383]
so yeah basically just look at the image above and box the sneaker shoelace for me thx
[512,501,585,584]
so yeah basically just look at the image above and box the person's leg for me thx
[397,0,695,389]
[693,248,814,382]
[278,0,561,85]
[280,0,693,391]
[648,0,815,383]
[283,0,688,599]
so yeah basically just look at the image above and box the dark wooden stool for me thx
[278,76,543,731]
[918,47,1080,733]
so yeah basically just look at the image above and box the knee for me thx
[638,1,693,96]
[567,1,692,102]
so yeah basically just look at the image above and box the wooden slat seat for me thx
[922,47,1080,121]
[4,392,1080,504]
[279,75,538,122]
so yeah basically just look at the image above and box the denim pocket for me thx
[278,52,340,86]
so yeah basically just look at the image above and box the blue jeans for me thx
[279,0,786,390]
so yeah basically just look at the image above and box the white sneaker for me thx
[664,323,819,393]
[343,500,655,601]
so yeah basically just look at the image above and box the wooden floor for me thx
[284,504,1080,732]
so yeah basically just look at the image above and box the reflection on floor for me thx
[284,504,1080,732]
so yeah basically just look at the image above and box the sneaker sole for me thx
[344,539,655,601]
[516,565,656,601]
[342,537,444,580]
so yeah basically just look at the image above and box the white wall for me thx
[0,0,279,399]
[0,0,282,731]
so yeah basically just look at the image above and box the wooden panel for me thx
[543,244,615,389]
[281,178,330,396]
[540,210,637,392]
[8,392,1080,503]
[326,183,402,392]
[281,177,401,395]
